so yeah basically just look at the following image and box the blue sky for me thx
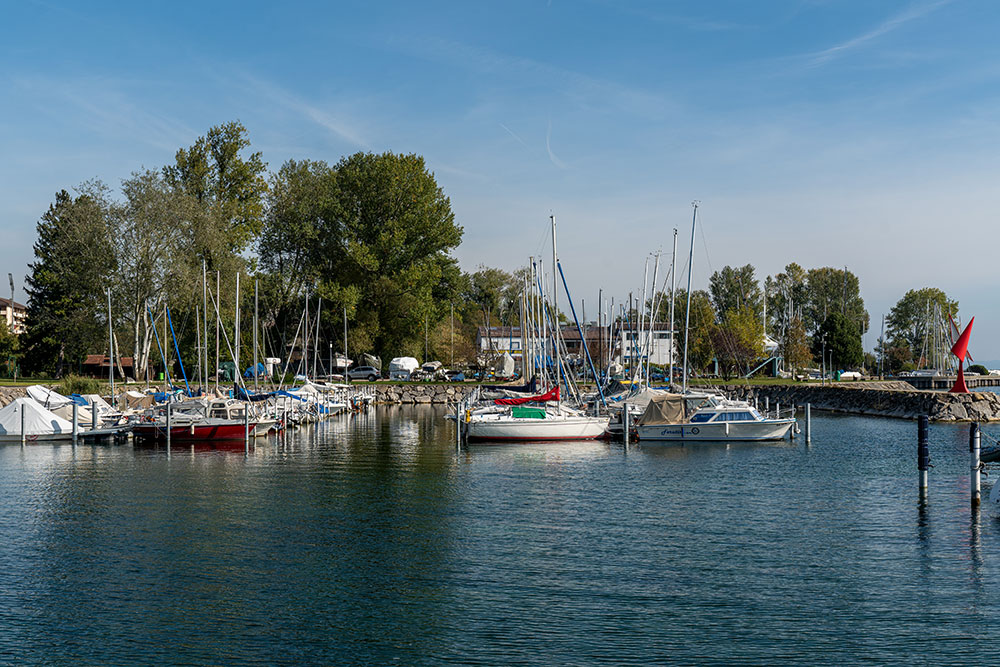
[3,0,999,357]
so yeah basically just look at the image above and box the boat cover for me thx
[0,398,74,436]
[637,394,688,426]
[26,385,73,409]
[511,406,546,419]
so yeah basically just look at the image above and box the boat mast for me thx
[682,201,698,393]
[107,286,114,398]
[551,215,561,408]
[215,271,220,393]
[235,272,240,384]
[668,228,678,389]
[645,251,660,386]
[254,279,259,394]
[202,260,208,391]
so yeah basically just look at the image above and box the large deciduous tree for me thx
[804,267,868,336]
[885,287,959,366]
[709,265,762,319]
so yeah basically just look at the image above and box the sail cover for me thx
[494,386,559,405]
[637,393,688,426]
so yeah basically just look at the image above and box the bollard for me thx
[918,415,929,494]
[623,406,630,449]
[72,403,78,446]
[455,400,462,451]
[776,403,780,420]
[91,399,98,430]
[971,422,981,509]
[244,406,249,454]
[20,404,25,446]
[764,396,769,416]
[805,403,812,444]
[166,402,171,452]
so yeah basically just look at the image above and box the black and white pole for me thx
[72,403,78,446]
[971,422,981,509]
[918,415,930,496]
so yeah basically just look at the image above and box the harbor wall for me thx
[699,382,1000,422]
[371,383,477,405]
[0,386,27,408]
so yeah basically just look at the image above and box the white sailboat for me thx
[464,215,608,442]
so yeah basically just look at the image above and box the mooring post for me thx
[805,403,812,444]
[764,396,769,416]
[455,400,462,451]
[72,403,78,446]
[918,415,929,496]
[776,402,780,420]
[20,404,25,447]
[165,402,172,452]
[971,422,981,509]
[91,399,98,430]
[623,406,630,449]
[244,405,250,455]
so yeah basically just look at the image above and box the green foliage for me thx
[781,316,813,373]
[804,267,868,335]
[885,287,959,363]
[814,312,864,370]
[259,152,463,362]
[709,264,761,319]
[23,185,116,377]
[60,374,101,395]
[711,306,764,379]
[163,120,267,252]
[969,364,989,375]
[670,289,716,373]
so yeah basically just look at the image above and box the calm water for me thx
[2,406,1000,665]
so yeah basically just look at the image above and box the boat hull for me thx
[132,422,255,443]
[636,419,795,442]
[466,416,609,442]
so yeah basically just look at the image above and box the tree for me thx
[709,265,762,320]
[814,312,864,371]
[22,186,116,376]
[712,306,764,379]
[885,287,959,365]
[766,262,808,340]
[781,316,813,375]
[804,267,868,336]
[260,152,464,362]
[666,289,716,375]
[163,120,268,253]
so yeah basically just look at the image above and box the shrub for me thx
[61,375,101,395]
[968,364,989,375]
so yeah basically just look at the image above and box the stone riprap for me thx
[370,383,479,405]
[0,386,28,408]
[697,382,1000,422]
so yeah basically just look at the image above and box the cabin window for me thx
[690,413,714,423]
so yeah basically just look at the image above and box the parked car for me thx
[346,365,381,381]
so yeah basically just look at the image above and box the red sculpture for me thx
[949,317,974,393]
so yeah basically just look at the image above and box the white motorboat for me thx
[465,403,609,442]
[636,393,795,442]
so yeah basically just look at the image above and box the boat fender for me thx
[465,410,471,423]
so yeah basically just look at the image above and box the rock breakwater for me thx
[699,382,1000,422]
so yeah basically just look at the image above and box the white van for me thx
[388,357,420,380]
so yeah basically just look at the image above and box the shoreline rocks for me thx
[698,382,1000,422]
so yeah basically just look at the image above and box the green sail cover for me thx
[511,406,546,419]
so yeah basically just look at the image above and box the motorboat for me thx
[636,393,795,442]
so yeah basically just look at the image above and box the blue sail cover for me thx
[244,363,268,379]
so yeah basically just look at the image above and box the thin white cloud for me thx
[545,121,567,169]
[806,0,953,66]
[499,122,528,148]
[237,74,370,150]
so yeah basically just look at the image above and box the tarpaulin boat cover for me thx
[637,393,688,426]
[511,406,546,419]
[0,398,73,436]
[26,385,73,409]
[494,386,558,405]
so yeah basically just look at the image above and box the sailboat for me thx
[464,215,609,442]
